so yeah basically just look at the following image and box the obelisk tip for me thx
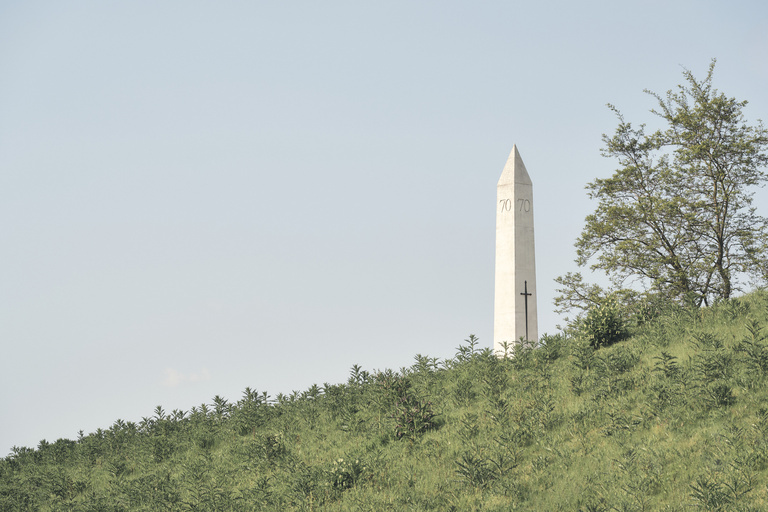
[498,145,532,186]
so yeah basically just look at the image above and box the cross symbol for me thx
[520,280,532,341]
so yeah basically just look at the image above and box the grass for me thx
[4,290,768,510]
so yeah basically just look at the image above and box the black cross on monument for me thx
[520,280,532,341]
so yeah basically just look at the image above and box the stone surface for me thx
[494,145,538,355]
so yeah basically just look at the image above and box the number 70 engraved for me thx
[499,198,531,212]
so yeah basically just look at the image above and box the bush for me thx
[580,297,628,349]
[392,395,437,440]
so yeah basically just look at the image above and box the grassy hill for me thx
[4,291,768,511]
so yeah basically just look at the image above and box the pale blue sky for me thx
[2,1,767,454]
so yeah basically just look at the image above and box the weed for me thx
[539,333,566,363]
[602,411,641,437]
[690,476,733,511]
[348,364,370,386]
[653,352,680,379]
[458,413,480,445]
[455,334,481,362]
[453,377,476,407]
[571,340,597,371]
[702,383,736,409]
[647,380,681,412]
[454,452,494,488]
[496,340,514,358]
[694,348,733,381]
[737,319,768,375]
[392,394,437,440]
[718,297,750,320]
[570,373,587,396]
[330,457,368,490]
[339,405,365,433]
[600,345,639,374]
[691,332,723,350]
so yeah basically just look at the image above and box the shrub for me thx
[581,297,628,349]
[392,395,436,440]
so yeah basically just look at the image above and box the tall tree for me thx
[561,61,768,310]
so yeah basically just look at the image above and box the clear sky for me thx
[2,0,767,454]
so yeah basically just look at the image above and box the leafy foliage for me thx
[6,291,768,510]
[392,395,436,440]
[580,296,629,348]
[558,61,768,315]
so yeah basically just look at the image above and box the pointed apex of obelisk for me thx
[498,144,532,187]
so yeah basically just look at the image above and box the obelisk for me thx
[494,145,538,355]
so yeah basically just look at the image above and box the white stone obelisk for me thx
[494,145,538,355]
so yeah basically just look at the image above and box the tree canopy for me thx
[557,61,768,313]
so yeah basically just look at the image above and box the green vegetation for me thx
[557,61,768,313]
[579,296,628,349]
[6,292,768,510]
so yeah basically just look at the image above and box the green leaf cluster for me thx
[580,296,629,348]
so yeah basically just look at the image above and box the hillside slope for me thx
[4,292,768,511]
